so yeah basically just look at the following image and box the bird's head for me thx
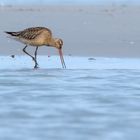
[51,38,66,69]
[53,38,63,49]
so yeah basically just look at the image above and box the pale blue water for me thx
[0,0,140,5]
[0,56,140,140]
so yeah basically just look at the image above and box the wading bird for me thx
[5,27,66,69]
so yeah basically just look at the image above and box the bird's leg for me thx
[23,45,35,61]
[34,46,39,69]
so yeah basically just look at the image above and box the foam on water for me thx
[0,56,140,140]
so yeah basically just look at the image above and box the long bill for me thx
[58,49,66,69]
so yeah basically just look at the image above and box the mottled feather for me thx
[5,26,63,49]
[18,27,52,40]
[5,27,52,40]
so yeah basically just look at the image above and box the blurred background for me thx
[0,0,140,5]
[1,0,140,57]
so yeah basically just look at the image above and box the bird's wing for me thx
[18,27,52,40]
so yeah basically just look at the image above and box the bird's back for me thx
[5,27,52,46]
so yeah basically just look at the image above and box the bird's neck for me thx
[48,38,56,47]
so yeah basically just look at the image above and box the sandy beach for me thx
[0,5,140,57]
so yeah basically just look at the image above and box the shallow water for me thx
[0,56,140,140]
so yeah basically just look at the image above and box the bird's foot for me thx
[34,65,39,69]
[34,62,39,69]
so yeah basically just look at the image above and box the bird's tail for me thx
[4,31,20,37]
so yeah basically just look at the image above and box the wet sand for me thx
[0,5,140,57]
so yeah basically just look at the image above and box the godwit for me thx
[5,27,66,69]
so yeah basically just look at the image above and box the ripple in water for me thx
[0,68,140,140]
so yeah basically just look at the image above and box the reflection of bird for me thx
[5,27,66,69]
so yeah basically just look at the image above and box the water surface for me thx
[0,57,140,140]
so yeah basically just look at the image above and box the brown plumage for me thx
[5,27,66,69]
